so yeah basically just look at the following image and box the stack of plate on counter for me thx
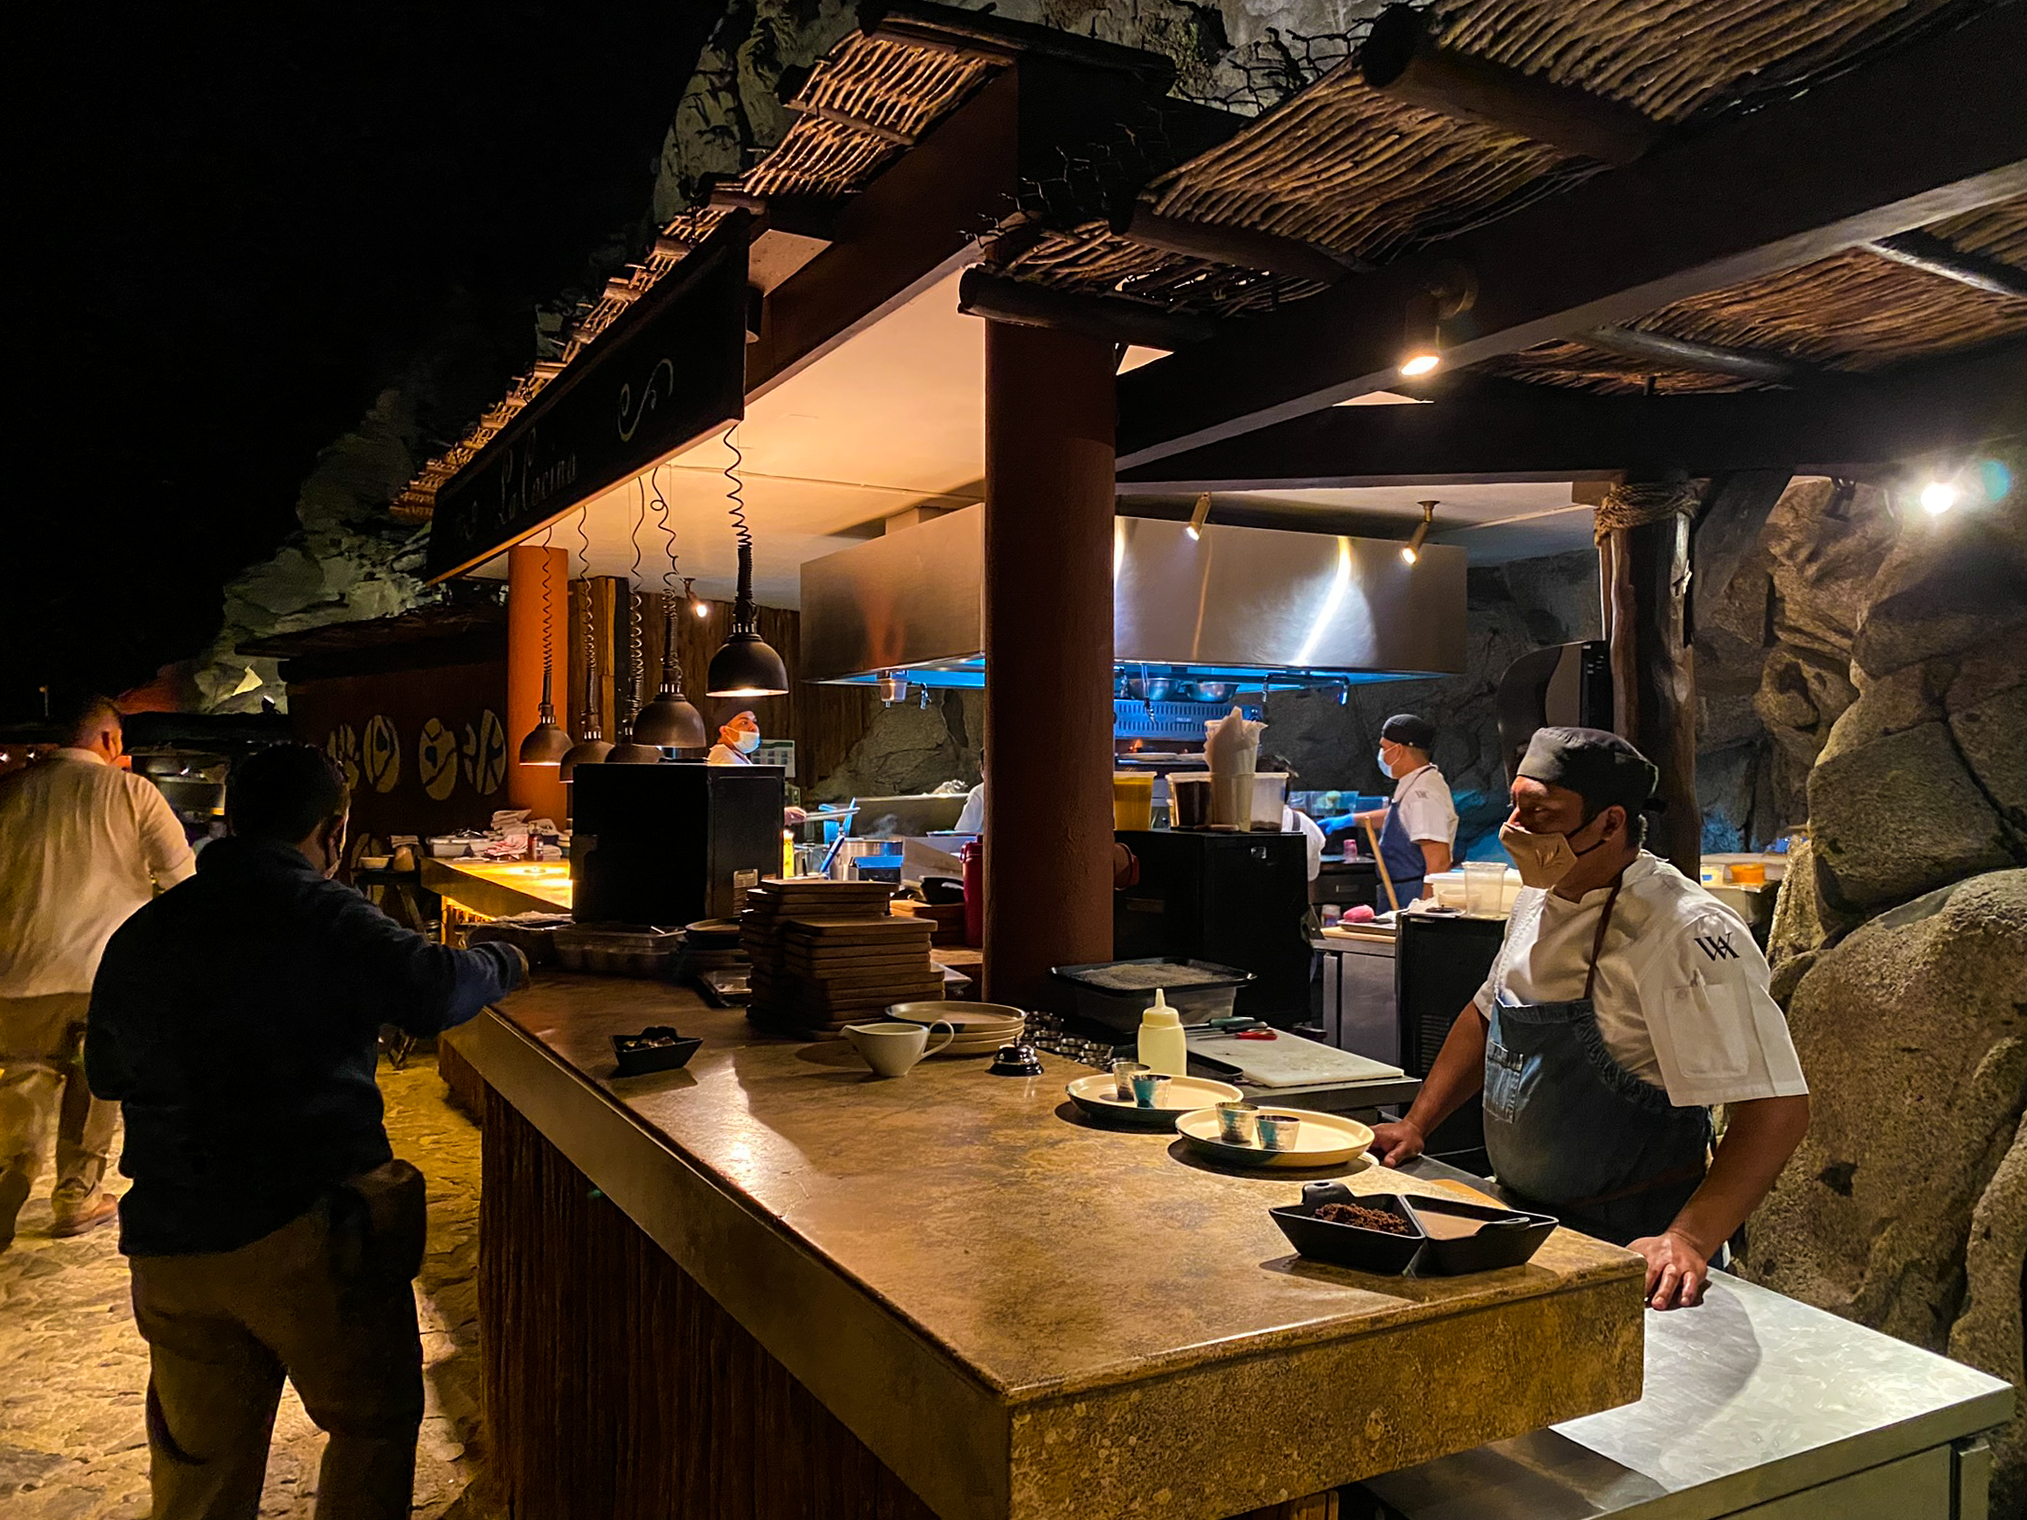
[885,1001,1025,1057]
[742,879,940,1035]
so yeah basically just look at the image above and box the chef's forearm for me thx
[1667,1094,1811,1256]
[1402,1003,1489,1135]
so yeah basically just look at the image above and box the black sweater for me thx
[87,836,522,1256]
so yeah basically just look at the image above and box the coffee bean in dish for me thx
[1313,1201,1413,1235]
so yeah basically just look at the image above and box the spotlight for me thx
[1920,481,1958,515]
[1401,500,1436,564]
[1396,262,1477,380]
[1186,493,1212,541]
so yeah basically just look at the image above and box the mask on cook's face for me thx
[1375,748,1393,779]
[1498,808,1611,889]
[733,729,761,754]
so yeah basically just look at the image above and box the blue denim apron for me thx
[1482,882,1713,1245]
[1375,792,1428,909]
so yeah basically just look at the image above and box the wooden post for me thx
[506,544,570,822]
[982,321,1117,1008]
[1600,480,1700,877]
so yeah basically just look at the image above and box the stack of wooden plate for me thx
[742,879,939,1035]
[885,1001,1026,1057]
[890,899,967,947]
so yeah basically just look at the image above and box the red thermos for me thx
[960,840,984,948]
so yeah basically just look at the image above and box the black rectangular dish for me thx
[1268,1186,1426,1275]
[611,1026,702,1077]
[1402,1195,1558,1275]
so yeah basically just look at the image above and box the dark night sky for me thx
[10,2,723,717]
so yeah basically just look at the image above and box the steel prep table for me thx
[1362,1159,2013,1520]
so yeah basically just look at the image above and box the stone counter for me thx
[459,976,1645,1520]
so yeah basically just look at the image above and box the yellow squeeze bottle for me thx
[1137,987,1187,1077]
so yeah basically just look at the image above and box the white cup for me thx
[844,1020,955,1078]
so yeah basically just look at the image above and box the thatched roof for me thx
[396,0,2024,520]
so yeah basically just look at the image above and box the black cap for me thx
[1380,713,1436,750]
[1517,727,1658,817]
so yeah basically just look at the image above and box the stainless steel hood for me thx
[800,505,1465,684]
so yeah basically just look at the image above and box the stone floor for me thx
[0,1057,490,1518]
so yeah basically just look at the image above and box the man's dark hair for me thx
[228,744,349,842]
[59,694,122,747]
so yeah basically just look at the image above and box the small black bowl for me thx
[611,1026,702,1077]
[1403,1195,1558,1275]
[1268,1183,1425,1275]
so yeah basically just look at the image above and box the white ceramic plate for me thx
[1174,1106,1374,1168]
[1066,1073,1244,1130]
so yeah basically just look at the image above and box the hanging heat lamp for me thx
[627,466,709,749]
[517,535,571,765]
[608,592,664,764]
[560,511,613,778]
[706,428,789,697]
[631,601,709,748]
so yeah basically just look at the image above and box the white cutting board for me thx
[1190,1031,1405,1088]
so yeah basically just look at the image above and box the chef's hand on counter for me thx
[1627,1230,1708,1311]
[1368,1118,1425,1167]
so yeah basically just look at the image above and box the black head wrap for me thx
[1379,713,1436,750]
[1516,726,1658,818]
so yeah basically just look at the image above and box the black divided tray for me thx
[611,1026,702,1077]
[1269,1188,1426,1275]
[1269,1182,1557,1276]
[1403,1194,1558,1275]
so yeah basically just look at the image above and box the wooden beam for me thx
[786,98,916,147]
[1579,325,1815,386]
[1863,230,2027,298]
[959,268,1223,349]
[1361,4,1661,166]
[1107,203,1363,286]
[1116,341,2027,490]
[1118,5,2027,468]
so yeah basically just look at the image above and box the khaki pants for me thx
[0,991,115,1199]
[128,1167,427,1520]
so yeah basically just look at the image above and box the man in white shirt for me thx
[1370,727,1809,1312]
[1352,713,1457,906]
[1,697,194,1247]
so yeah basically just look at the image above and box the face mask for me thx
[1499,814,1609,890]
[733,729,761,754]
[1376,749,1393,779]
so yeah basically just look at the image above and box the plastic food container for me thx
[1463,861,1506,914]
[553,924,680,977]
[1050,957,1255,1030]
[1113,772,1155,831]
[1249,772,1290,831]
[1168,773,1211,829]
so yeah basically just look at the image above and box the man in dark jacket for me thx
[87,744,526,1520]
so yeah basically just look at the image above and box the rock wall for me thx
[1741,453,2027,1508]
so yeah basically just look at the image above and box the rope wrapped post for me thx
[1597,479,1702,878]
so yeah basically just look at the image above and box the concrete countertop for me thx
[458,975,1648,1520]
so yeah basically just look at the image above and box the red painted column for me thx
[981,321,1116,1009]
[507,544,570,823]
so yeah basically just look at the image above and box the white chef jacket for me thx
[1390,763,1457,847]
[1283,805,1324,881]
[707,743,752,766]
[1472,851,1807,1108]
[0,750,195,998]
[955,783,985,835]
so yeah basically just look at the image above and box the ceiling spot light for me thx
[1186,493,1213,541]
[1397,262,1477,379]
[1920,480,1958,515]
[1401,500,1437,564]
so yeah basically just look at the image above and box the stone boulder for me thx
[1809,720,2015,912]
[812,692,980,803]
[1852,519,2027,685]
[1949,1123,2026,1519]
[1743,869,2027,1352]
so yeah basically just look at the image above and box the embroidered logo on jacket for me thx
[1694,932,1739,962]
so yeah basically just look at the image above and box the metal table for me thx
[1353,1214,2012,1519]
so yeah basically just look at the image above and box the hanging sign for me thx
[426,211,751,581]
